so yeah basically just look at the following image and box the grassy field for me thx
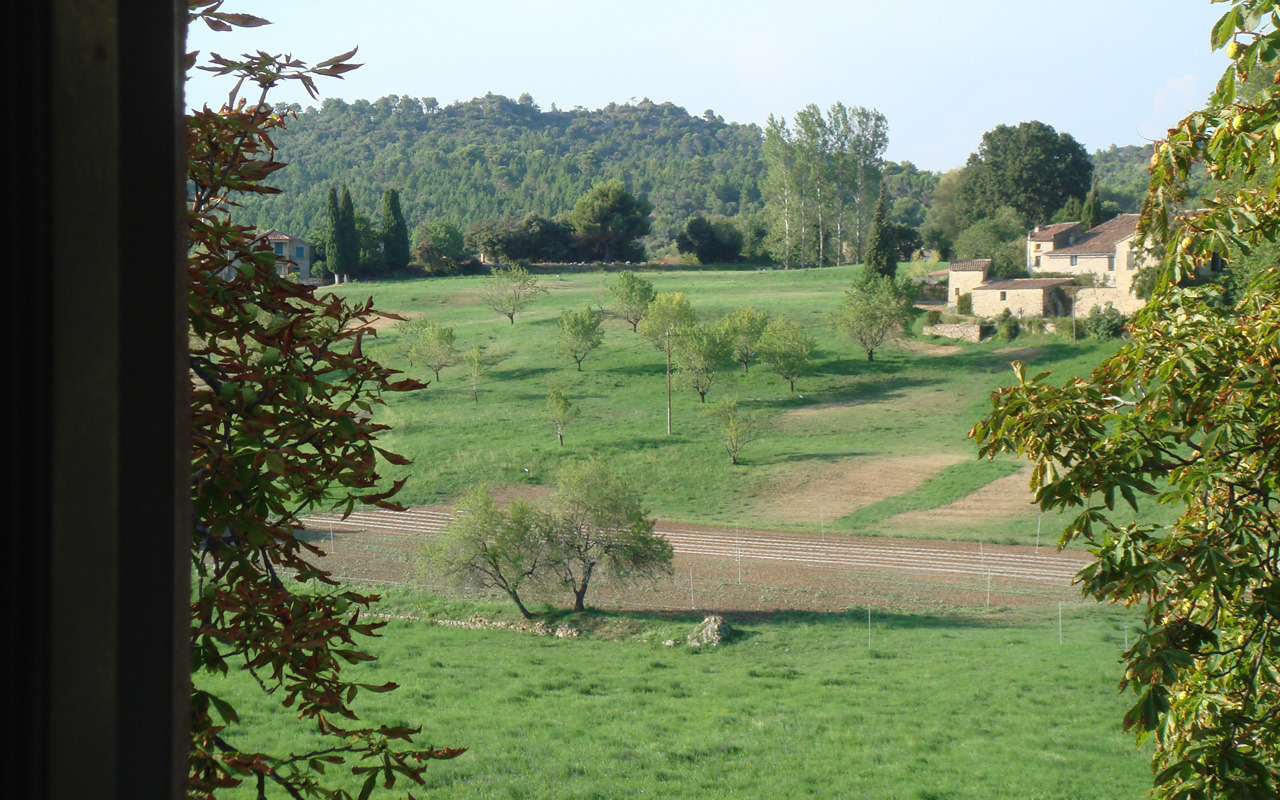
[202,591,1148,800]
[322,266,1162,546]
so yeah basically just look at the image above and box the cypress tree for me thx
[1080,184,1102,231]
[380,188,411,273]
[334,185,358,279]
[863,183,895,277]
[321,186,341,280]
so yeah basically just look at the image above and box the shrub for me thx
[925,309,943,325]
[995,308,1019,342]
[1083,304,1127,339]
[956,292,973,316]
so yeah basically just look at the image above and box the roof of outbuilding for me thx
[948,259,992,272]
[973,278,1075,291]
[1049,214,1140,256]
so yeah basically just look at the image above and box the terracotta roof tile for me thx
[1051,214,1140,255]
[973,278,1075,291]
[1028,221,1081,242]
[949,259,991,272]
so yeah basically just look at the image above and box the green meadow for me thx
[324,265,1160,546]
[202,593,1148,800]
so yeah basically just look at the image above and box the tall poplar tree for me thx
[380,187,411,273]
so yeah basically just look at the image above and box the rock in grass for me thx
[687,615,731,647]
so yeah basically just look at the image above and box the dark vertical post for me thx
[8,1,190,798]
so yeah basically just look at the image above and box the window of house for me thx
[1070,255,1078,266]
[1034,256,1041,267]
[273,242,284,255]
[295,245,305,259]
[955,288,960,297]
[1108,256,1115,271]
[999,291,1007,301]
[1034,243,1041,251]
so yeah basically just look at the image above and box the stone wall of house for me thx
[923,323,986,343]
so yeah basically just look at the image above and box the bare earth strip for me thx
[744,453,967,524]
[297,504,1090,613]
[884,463,1039,530]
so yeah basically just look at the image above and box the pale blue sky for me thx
[186,1,1231,172]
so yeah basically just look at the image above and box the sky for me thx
[186,1,1231,172]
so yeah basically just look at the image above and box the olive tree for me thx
[608,270,657,332]
[556,306,604,371]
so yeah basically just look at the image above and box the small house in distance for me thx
[263,229,315,280]
[971,277,1074,318]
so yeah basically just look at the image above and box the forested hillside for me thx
[233,91,1174,259]
[233,93,768,251]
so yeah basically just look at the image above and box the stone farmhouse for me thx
[947,213,1159,319]
[263,229,315,280]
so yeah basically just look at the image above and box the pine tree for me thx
[380,188,411,273]
[863,184,895,277]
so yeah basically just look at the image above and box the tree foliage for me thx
[556,306,605,371]
[956,120,1092,228]
[545,387,577,446]
[756,317,816,392]
[637,291,697,347]
[608,270,657,332]
[672,323,730,403]
[482,263,548,323]
[706,396,766,465]
[829,272,916,361]
[567,178,652,262]
[715,306,770,374]
[973,5,1280,796]
[422,487,552,619]
[380,187,411,272]
[863,183,895,276]
[545,459,673,612]
[412,219,472,274]
[185,6,461,796]
[676,214,744,264]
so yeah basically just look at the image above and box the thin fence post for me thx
[1058,602,1063,645]
[986,572,991,610]
[689,565,695,610]
[1035,515,1041,554]
[736,526,742,585]
[867,605,871,648]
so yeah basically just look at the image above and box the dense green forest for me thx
[233,92,1184,260]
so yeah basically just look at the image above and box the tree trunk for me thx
[572,586,587,612]
[508,591,533,620]
[866,349,874,362]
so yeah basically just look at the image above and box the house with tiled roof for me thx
[1023,214,1149,315]
[945,259,992,305]
[263,229,315,280]
[970,277,1075,318]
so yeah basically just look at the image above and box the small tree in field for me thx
[545,388,577,446]
[830,272,916,361]
[672,323,730,403]
[395,319,457,381]
[462,345,486,403]
[483,263,547,323]
[545,458,673,612]
[707,396,766,465]
[557,306,605,370]
[422,486,553,619]
[609,270,656,332]
[756,316,816,391]
[637,291,697,348]
[716,306,770,374]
